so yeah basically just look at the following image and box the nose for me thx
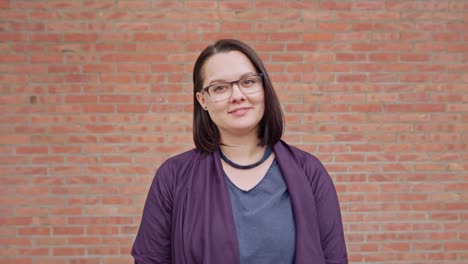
[229,82,245,101]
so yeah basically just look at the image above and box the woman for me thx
[132,39,348,264]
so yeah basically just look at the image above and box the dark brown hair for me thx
[193,39,284,152]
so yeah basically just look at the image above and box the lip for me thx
[228,107,252,114]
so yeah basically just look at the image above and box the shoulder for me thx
[275,140,324,170]
[157,148,202,174]
[161,148,200,168]
[275,140,332,190]
[154,148,205,186]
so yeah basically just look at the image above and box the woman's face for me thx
[196,51,265,138]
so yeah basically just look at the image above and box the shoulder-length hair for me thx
[192,39,284,153]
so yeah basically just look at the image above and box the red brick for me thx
[0,32,25,41]
[401,32,431,41]
[370,53,399,61]
[0,54,27,63]
[117,63,150,73]
[352,1,385,10]
[64,95,98,104]
[0,0,8,8]
[220,22,251,31]
[133,33,167,42]
[53,227,84,235]
[61,11,96,21]
[18,227,50,236]
[117,0,150,9]
[83,64,114,73]
[337,74,367,82]
[53,248,85,256]
[303,32,334,41]
[320,1,351,10]
[319,22,349,31]
[63,33,98,42]
[102,256,133,264]
[433,33,461,41]
[78,105,112,114]
[265,32,295,41]
[400,54,430,61]
[319,64,350,72]
[86,226,119,235]
[218,1,250,10]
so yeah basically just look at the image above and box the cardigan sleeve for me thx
[311,161,348,264]
[131,163,174,264]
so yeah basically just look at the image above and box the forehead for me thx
[202,51,256,83]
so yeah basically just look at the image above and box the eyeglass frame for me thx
[200,73,264,100]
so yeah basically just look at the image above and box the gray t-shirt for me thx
[225,159,296,264]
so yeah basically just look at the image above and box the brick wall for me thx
[1,0,467,263]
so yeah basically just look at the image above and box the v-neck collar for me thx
[223,159,277,193]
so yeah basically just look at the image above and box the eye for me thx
[240,77,257,87]
[210,84,229,93]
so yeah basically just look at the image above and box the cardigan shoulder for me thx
[277,141,325,172]
[276,141,333,195]
[155,148,203,185]
[161,148,200,170]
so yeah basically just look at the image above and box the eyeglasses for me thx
[201,73,264,102]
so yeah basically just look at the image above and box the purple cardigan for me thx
[132,141,348,264]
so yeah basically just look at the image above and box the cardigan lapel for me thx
[181,151,240,263]
[273,141,326,263]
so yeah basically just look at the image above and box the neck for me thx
[219,135,265,166]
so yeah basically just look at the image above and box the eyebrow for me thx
[207,72,257,85]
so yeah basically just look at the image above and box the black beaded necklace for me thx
[219,146,273,170]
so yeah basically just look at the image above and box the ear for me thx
[196,92,207,110]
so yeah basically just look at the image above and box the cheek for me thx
[207,105,227,127]
[254,92,265,108]
[208,101,228,115]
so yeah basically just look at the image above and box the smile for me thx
[228,107,251,114]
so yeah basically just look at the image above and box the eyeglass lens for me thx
[208,75,262,101]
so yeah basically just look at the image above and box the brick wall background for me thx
[1,0,467,263]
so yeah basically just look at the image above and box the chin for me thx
[229,122,260,133]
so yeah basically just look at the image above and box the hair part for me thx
[192,39,284,153]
